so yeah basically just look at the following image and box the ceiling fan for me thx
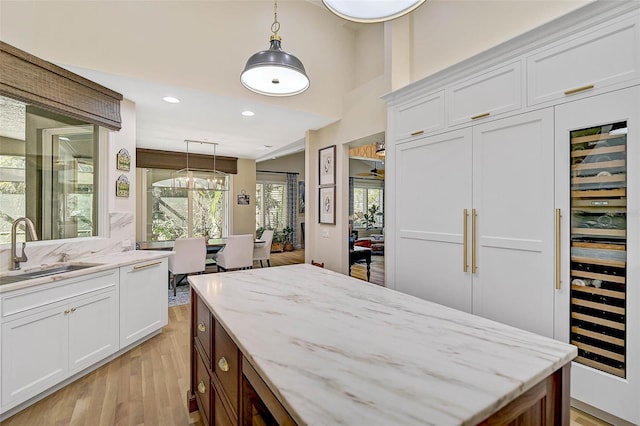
[356,162,385,179]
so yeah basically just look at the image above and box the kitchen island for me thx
[188,264,576,425]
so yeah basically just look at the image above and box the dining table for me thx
[136,238,264,255]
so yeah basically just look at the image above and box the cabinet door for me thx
[393,91,445,142]
[119,258,168,348]
[471,109,555,338]
[1,303,68,409]
[68,288,118,373]
[527,14,640,106]
[394,129,473,312]
[447,61,522,127]
[555,87,639,425]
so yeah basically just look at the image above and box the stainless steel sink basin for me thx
[0,263,104,285]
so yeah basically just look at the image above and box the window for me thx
[351,179,384,229]
[0,95,99,243]
[256,181,287,231]
[141,168,229,241]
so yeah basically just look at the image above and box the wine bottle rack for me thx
[570,122,627,379]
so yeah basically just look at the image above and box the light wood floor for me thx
[2,250,611,426]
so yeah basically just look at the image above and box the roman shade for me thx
[0,41,123,130]
[136,148,238,174]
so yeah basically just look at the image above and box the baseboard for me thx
[571,398,636,426]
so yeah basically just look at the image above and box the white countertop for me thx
[0,250,172,293]
[189,264,577,426]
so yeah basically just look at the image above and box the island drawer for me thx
[194,348,212,424]
[214,320,240,416]
[195,295,212,362]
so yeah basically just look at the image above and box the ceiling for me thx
[0,1,374,161]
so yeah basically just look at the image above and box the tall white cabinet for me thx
[384,2,640,424]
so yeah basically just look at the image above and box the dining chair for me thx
[253,229,274,267]
[168,237,206,296]
[216,234,254,272]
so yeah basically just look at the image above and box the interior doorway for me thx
[347,132,385,286]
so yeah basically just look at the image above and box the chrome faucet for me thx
[10,217,39,270]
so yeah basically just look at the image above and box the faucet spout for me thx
[10,217,39,270]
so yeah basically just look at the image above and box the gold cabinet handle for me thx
[132,261,162,271]
[218,357,229,372]
[70,307,76,313]
[564,84,594,96]
[410,130,425,136]
[471,209,477,273]
[198,322,206,333]
[471,112,490,120]
[463,209,469,272]
[556,208,561,290]
[197,381,206,394]
[64,309,70,314]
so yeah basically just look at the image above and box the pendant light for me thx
[322,0,426,23]
[173,140,228,191]
[240,0,310,96]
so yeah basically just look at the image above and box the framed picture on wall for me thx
[318,145,336,186]
[319,186,335,224]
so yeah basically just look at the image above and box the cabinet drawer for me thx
[527,14,640,106]
[214,390,233,426]
[447,61,522,127]
[195,295,212,363]
[393,90,445,141]
[195,348,212,424]
[214,321,239,416]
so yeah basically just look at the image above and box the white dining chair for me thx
[253,229,274,267]
[216,234,254,272]
[168,237,206,296]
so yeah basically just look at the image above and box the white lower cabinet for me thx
[394,109,556,338]
[1,269,118,411]
[119,258,168,348]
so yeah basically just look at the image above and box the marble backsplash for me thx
[0,212,135,273]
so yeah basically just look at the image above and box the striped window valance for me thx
[0,41,123,130]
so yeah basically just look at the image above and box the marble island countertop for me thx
[189,264,577,426]
[0,250,172,293]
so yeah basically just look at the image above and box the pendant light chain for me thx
[271,0,280,38]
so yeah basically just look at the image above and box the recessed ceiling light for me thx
[241,110,255,117]
[162,96,180,104]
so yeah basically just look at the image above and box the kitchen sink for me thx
[0,263,104,285]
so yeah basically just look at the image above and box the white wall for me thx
[231,159,257,236]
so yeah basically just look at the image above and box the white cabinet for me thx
[119,258,168,348]
[394,109,556,337]
[527,13,640,106]
[392,90,445,142]
[447,61,522,127]
[554,87,639,425]
[1,269,118,411]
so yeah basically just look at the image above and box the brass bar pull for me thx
[64,309,70,314]
[198,323,206,333]
[70,307,76,313]
[472,209,478,273]
[556,208,562,290]
[218,357,230,372]
[463,209,469,272]
[471,112,490,120]
[410,130,425,136]
[564,84,594,96]
[197,381,206,394]
[131,261,162,271]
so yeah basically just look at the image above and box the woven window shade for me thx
[136,148,238,174]
[0,41,123,130]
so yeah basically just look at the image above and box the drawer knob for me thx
[198,322,206,332]
[218,357,230,372]
[198,381,206,394]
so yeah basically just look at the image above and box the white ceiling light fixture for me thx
[322,0,426,23]
[241,110,255,117]
[162,96,180,104]
[240,0,310,96]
